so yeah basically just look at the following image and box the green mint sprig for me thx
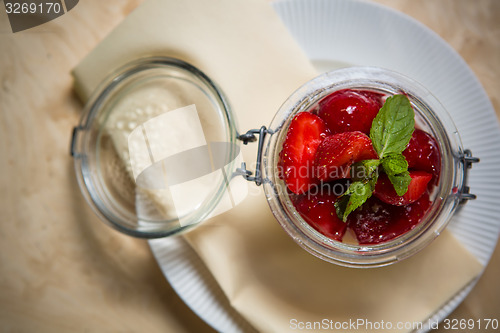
[381,154,412,196]
[370,95,415,158]
[334,94,415,222]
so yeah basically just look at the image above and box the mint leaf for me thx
[370,95,415,158]
[334,195,349,221]
[382,155,411,195]
[335,177,377,222]
[337,160,380,221]
[351,159,380,181]
[381,154,408,176]
[388,171,412,196]
[334,94,416,221]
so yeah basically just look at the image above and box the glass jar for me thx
[261,67,478,268]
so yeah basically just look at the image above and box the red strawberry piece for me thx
[279,112,329,194]
[314,131,378,181]
[293,190,347,241]
[374,171,432,206]
[403,129,441,178]
[348,193,431,244]
[317,89,383,134]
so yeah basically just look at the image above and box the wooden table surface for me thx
[0,0,498,332]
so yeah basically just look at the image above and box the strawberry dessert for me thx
[278,89,441,245]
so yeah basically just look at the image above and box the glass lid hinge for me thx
[235,126,271,186]
[459,149,480,205]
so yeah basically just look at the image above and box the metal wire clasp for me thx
[459,149,480,205]
[235,126,270,186]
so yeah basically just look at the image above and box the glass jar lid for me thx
[71,57,245,238]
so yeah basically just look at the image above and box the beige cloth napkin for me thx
[72,0,483,332]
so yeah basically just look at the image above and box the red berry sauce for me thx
[278,89,441,244]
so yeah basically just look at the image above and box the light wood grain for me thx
[0,0,498,332]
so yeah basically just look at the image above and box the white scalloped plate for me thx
[150,0,500,332]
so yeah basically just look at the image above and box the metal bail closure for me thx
[236,126,271,186]
[459,149,480,205]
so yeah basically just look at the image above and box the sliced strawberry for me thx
[348,193,431,244]
[317,89,383,134]
[403,129,441,178]
[314,131,378,181]
[279,112,329,194]
[293,190,347,241]
[374,171,432,206]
